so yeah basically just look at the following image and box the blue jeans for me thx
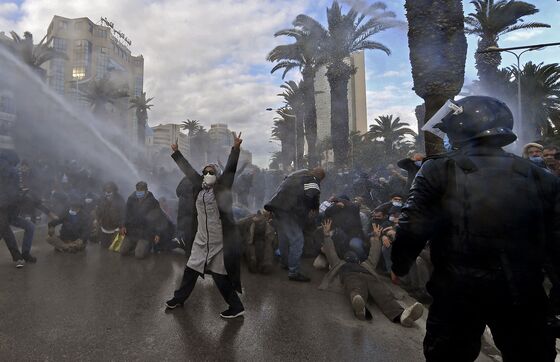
[382,244,392,273]
[275,211,304,276]
[10,216,35,254]
[349,237,367,262]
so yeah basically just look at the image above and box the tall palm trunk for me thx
[405,0,467,156]
[295,110,305,169]
[302,69,318,167]
[137,115,146,146]
[326,62,352,168]
[475,36,501,92]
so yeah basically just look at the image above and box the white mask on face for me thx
[203,174,217,186]
[392,201,403,207]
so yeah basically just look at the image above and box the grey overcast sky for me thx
[1,0,558,167]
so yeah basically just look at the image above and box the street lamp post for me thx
[478,41,560,142]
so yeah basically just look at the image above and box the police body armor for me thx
[432,150,547,302]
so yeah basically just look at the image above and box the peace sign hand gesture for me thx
[233,132,243,149]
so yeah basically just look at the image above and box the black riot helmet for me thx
[430,96,517,147]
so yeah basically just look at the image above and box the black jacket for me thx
[48,210,89,241]
[172,147,242,293]
[264,169,321,218]
[392,145,560,298]
[397,158,421,194]
[0,150,20,208]
[324,199,365,240]
[176,177,195,242]
[124,191,160,241]
[96,193,126,231]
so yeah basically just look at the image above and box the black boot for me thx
[22,252,37,263]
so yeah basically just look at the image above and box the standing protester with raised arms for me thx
[165,133,245,319]
[391,96,559,362]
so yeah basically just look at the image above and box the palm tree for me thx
[405,0,468,156]
[191,125,211,166]
[267,27,325,166]
[0,31,68,79]
[295,1,398,168]
[81,75,128,116]
[181,119,201,136]
[278,80,305,168]
[269,151,283,170]
[508,62,560,140]
[366,115,417,155]
[271,108,296,170]
[129,92,154,145]
[465,0,549,91]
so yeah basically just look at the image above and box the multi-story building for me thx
[314,51,368,141]
[0,32,16,150]
[0,90,16,150]
[42,16,144,144]
[151,124,189,155]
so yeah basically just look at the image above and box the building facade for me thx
[314,51,368,141]
[43,16,144,144]
[0,32,16,150]
[151,124,189,155]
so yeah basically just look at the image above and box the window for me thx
[96,49,109,79]
[49,58,66,94]
[74,21,82,30]
[73,40,91,79]
[94,28,107,38]
[58,20,68,30]
[134,76,143,97]
[52,37,67,52]
[0,94,15,114]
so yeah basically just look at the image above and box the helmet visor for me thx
[421,99,463,139]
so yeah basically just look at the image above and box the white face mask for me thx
[85,198,93,204]
[203,174,217,186]
[389,216,398,223]
[392,201,403,207]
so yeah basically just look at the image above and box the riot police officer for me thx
[390,96,559,362]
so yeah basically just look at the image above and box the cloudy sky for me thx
[1,0,559,167]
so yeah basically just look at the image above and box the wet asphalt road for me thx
[0,228,492,361]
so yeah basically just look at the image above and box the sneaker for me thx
[22,253,37,263]
[220,307,245,319]
[165,298,184,309]
[400,302,424,327]
[351,294,366,320]
[15,259,25,269]
[288,273,311,282]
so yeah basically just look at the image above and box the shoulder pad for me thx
[424,150,458,162]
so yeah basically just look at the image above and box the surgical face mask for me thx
[136,191,146,199]
[203,174,217,186]
[392,201,403,207]
[69,209,78,216]
[105,192,113,199]
[530,156,544,163]
[414,160,422,168]
[389,216,398,223]
[85,198,93,204]
[443,135,453,152]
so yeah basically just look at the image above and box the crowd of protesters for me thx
[1,137,559,326]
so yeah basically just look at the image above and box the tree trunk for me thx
[137,117,146,146]
[326,62,351,169]
[423,94,447,155]
[302,69,318,167]
[405,0,467,157]
[296,110,305,169]
[475,36,501,93]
